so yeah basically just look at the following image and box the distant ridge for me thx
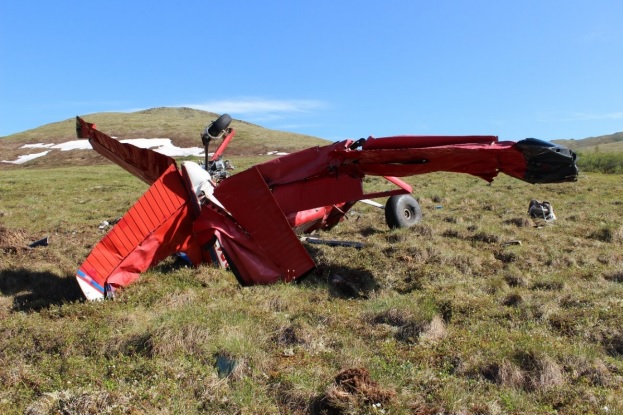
[552,131,623,152]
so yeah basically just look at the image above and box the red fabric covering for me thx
[271,174,364,214]
[362,135,497,149]
[335,141,527,183]
[77,164,197,291]
[214,167,316,284]
[76,116,176,185]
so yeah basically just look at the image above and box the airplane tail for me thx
[75,116,316,298]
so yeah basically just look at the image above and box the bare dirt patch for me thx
[0,225,29,253]
[312,367,395,414]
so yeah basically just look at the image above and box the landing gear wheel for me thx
[384,195,422,229]
[207,114,232,137]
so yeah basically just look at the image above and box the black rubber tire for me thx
[207,114,232,137]
[384,195,422,229]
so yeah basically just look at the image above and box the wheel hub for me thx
[403,208,412,219]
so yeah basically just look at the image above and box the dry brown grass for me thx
[25,389,132,415]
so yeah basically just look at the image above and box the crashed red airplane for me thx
[74,115,578,300]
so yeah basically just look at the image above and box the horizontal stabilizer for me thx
[76,116,176,185]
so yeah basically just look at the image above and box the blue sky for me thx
[1,1,621,141]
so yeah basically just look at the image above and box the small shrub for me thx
[602,333,623,357]
[504,274,528,287]
[590,226,614,243]
[531,278,565,291]
[604,270,623,283]
[548,313,578,336]
[441,229,462,239]
[272,325,304,346]
[312,368,395,414]
[502,292,523,307]
[369,308,411,327]
[470,232,500,244]
[513,350,565,391]
[495,251,517,264]
[396,321,427,344]
[503,217,532,227]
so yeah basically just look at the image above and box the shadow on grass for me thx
[300,244,380,299]
[0,268,84,311]
[301,265,380,300]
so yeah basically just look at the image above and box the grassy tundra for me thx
[1,159,622,414]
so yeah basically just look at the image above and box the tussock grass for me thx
[1,165,623,414]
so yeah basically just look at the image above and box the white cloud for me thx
[183,98,326,115]
[569,112,623,121]
[538,111,623,123]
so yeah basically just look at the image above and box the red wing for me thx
[336,136,578,184]
[76,164,197,299]
[76,116,176,185]
[336,142,523,182]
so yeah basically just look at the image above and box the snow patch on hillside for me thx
[2,138,206,164]
[3,151,51,164]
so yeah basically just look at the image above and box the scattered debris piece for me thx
[29,237,49,248]
[359,199,384,209]
[528,200,556,222]
[301,236,364,249]
[502,240,522,246]
[98,218,121,230]
[214,352,238,378]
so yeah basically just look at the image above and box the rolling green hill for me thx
[0,107,330,169]
[553,132,623,152]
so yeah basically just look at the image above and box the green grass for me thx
[1,165,623,414]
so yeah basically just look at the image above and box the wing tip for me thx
[76,269,105,301]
